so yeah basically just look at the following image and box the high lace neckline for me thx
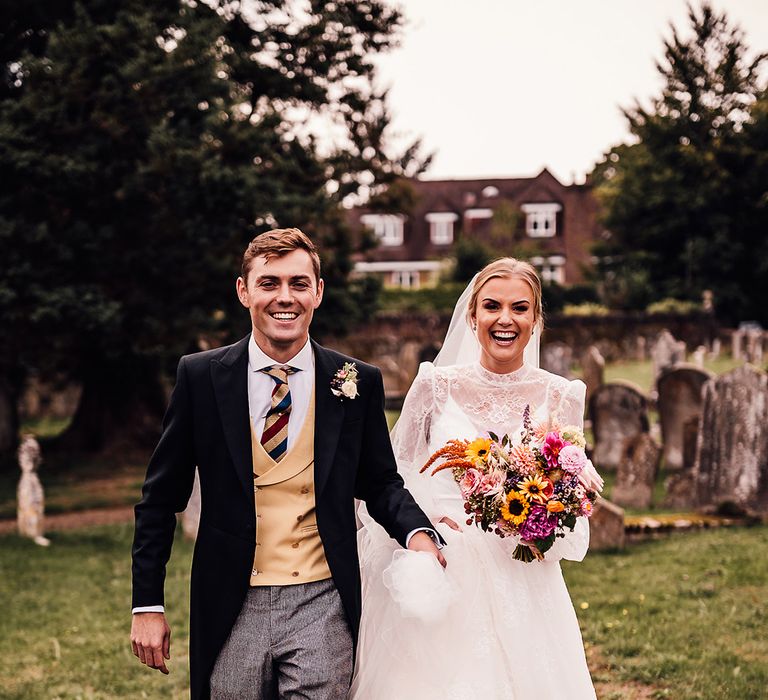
[472,361,533,386]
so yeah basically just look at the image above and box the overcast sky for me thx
[372,0,768,184]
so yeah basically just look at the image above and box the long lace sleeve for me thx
[389,363,444,523]
[546,378,590,562]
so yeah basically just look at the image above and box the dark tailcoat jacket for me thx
[132,336,434,699]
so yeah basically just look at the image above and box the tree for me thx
[0,0,414,455]
[592,2,767,322]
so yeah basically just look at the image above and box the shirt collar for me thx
[248,335,314,373]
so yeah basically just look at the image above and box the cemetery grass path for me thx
[0,523,765,699]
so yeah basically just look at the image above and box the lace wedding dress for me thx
[350,361,596,700]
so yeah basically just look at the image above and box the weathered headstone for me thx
[589,381,650,471]
[693,365,768,512]
[651,330,685,379]
[745,330,764,365]
[612,433,661,509]
[589,499,626,550]
[657,365,713,470]
[691,346,707,368]
[580,346,605,404]
[731,330,744,361]
[540,341,573,379]
[17,435,50,546]
[709,338,721,360]
[182,469,201,541]
[664,416,700,509]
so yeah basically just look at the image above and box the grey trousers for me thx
[209,578,353,700]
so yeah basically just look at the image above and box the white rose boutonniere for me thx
[331,362,359,400]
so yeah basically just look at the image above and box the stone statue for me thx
[17,435,50,546]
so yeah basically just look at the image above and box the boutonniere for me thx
[331,362,359,400]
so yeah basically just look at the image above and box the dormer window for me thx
[426,212,459,245]
[521,203,562,237]
[360,214,405,246]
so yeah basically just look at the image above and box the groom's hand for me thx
[131,612,171,674]
[407,531,446,568]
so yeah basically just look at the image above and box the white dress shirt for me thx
[247,335,314,449]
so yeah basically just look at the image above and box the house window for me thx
[360,214,405,246]
[531,255,566,285]
[521,203,562,238]
[392,270,420,289]
[425,212,459,245]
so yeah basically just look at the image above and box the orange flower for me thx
[547,500,565,513]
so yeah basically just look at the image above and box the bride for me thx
[350,258,602,699]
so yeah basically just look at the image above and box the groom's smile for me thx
[236,248,324,362]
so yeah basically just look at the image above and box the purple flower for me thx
[519,504,558,540]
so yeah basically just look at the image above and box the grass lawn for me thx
[1,523,765,699]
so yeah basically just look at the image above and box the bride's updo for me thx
[466,257,543,326]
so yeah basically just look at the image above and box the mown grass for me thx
[563,524,768,700]
[0,523,193,699]
[1,524,765,699]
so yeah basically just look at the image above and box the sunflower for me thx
[500,491,530,526]
[465,437,493,465]
[518,474,554,504]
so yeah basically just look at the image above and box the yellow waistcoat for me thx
[249,390,332,586]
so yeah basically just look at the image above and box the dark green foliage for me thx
[0,0,415,451]
[592,3,768,324]
[452,238,494,282]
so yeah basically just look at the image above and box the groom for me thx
[130,228,443,699]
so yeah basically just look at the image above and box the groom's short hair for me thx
[241,228,321,285]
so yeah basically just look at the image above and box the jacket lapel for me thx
[312,340,345,499]
[211,335,253,501]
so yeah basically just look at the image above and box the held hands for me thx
[407,531,447,568]
[131,612,171,674]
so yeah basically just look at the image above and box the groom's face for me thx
[236,249,324,362]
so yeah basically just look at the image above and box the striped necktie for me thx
[260,365,298,462]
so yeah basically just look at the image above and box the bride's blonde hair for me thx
[466,257,543,327]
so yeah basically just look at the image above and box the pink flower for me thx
[559,444,588,474]
[519,505,558,540]
[459,468,483,497]
[541,432,568,469]
[479,472,505,496]
[580,499,594,517]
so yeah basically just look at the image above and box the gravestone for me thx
[691,346,707,368]
[612,433,661,509]
[731,330,744,361]
[182,469,201,540]
[589,381,650,471]
[580,346,605,404]
[745,330,764,365]
[709,338,721,360]
[634,336,647,362]
[17,435,50,546]
[589,499,626,550]
[657,365,713,470]
[541,342,573,379]
[664,416,700,508]
[693,365,768,512]
[651,330,685,379]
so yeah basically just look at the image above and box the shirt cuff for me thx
[405,527,444,550]
[132,605,165,614]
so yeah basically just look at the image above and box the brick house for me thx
[349,168,604,288]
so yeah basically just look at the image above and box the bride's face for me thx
[472,276,536,374]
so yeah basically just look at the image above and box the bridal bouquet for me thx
[420,407,602,562]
